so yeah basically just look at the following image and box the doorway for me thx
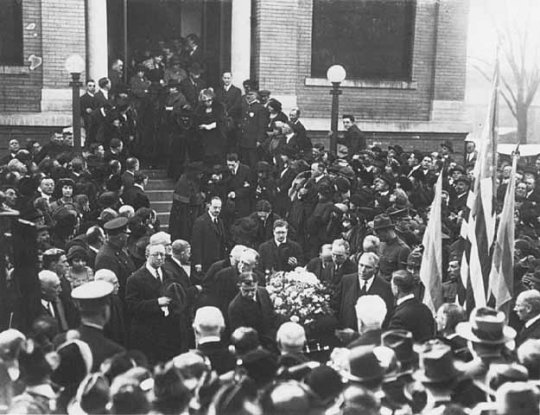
[106,0,231,88]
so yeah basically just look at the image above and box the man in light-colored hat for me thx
[72,280,125,371]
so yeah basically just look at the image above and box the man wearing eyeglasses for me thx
[126,243,183,363]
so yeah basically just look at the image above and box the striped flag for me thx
[488,149,518,310]
[459,63,499,310]
[419,173,444,314]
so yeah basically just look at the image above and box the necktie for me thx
[47,302,55,317]
[360,281,368,295]
[155,269,162,283]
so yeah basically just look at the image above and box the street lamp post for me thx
[65,54,85,153]
[327,65,346,154]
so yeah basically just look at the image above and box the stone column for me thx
[87,0,108,81]
[230,0,251,89]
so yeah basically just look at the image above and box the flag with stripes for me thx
[419,172,444,314]
[488,149,518,310]
[459,64,499,310]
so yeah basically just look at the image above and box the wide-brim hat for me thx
[343,345,384,383]
[373,214,395,230]
[449,165,466,175]
[455,307,516,345]
[381,330,418,366]
[413,341,458,384]
[188,62,204,75]
[388,145,404,155]
[378,173,396,188]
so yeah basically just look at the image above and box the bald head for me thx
[515,290,540,322]
[230,245,247,266]
[276,322,306,353]
[238,248,259,272]
[39,270,61,302]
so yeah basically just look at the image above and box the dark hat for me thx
[98,208,118,223]
[18,176,39,197]
[52,340,92,388]
[58,177,75,188]
[256,161,273,173]
[242,348,278,385]
[381,330,417,366]
[414,342,458,384]
[397,175,413,192]
[449,165,465,175]
[52,206,78,226]
[188,62,204,75]
[495,382,540,415]
[317,184,334,197]
[304,365,343,406]
[344,346,384,383]
[98,191,119,209]
[357,170,374,186]
[106,174,123,192]
[135,64,147,72]
[334,176,351,193]
[267,99,282,112]
[103,217,130,234]
[455,307,516,345]
[441,140,454,153]
[258,89,271,97]
[389,145,404,155]
[66,245,89,262]
[279,144,298,159]
[455,175,471,186]
[15,149,32,163]
[68,373,110,415]
[387,207,411,220]
[412,150,423,161]
[371,146,382,153]
[373,214,394,231]
[378,173,396,188]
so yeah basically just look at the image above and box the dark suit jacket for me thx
[162,257,199,307]
[76,324,125,371]
[332,274,394,330]
[125,266,184,363]
[216,85,242,120]
[240,100,267,148]
[180,77,207,108]
[95,240,136,302]
[121,170,135,190]
[339,124,366,155]
[80,93,97,117]
[291,120,311,151]
[197,340,236,375]
[258,239,304,273]
[388,297,435,342]
[93,90,110,108]
[228,287,277,341]
[516,318,540,347]
[347,329,382,348]
[224,164,255,218]
[122,185,150,211]
[320,259,357,287]
[191,213,228,272]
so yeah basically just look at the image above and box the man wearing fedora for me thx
[514,290,540,347]
[454,307,516,407]
[372,214,411,281]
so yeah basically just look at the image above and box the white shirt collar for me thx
[41,299,54,316]
[198,336,221,345]
[146,263,161,279]
[397,293,415,306]
[526,314,540,328]
[358,275,375,291]
[134,183,144,190]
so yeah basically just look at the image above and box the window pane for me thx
[0,0,24,66]
[311,0,415,80]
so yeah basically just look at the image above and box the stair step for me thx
[146,189,174,201]
[151,200,173,212]
[156,211,170,225]
[146,180,175,191]
[142,169,170,180]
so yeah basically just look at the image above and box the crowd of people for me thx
[1,36,540,415]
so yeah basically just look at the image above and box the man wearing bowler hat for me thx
[372,214,411,281]
[95,217,136,302]
[72,280,125,371]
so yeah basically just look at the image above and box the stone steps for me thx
[142,170,175,231]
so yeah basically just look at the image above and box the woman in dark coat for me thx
[194,88,227,167]
[168,162,206,241]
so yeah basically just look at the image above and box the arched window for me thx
[311,0,416,81]
[0,0,24,66]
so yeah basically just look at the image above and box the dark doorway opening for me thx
[107,0,231,88]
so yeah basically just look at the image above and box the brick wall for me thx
[254,0,469,124]
[41,0,86,89]
[0,0,43,112]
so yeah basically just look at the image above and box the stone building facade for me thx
[0,0,470,153]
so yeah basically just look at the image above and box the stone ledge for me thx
[0,112,72,126]
[305,77,418,90]
[0,66,30,75]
